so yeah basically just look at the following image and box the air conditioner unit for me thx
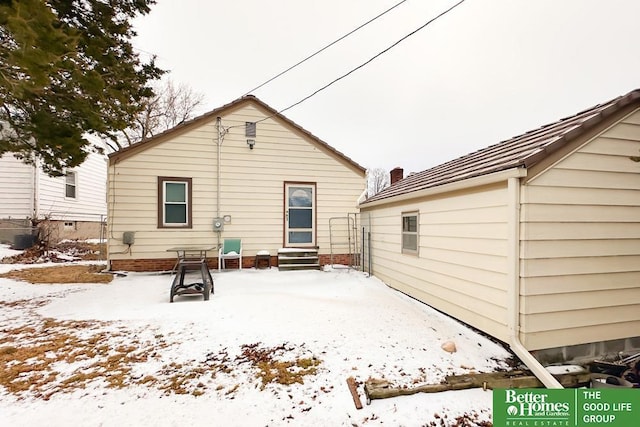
[213,218,224,231]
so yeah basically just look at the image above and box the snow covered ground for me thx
[0,244,512,426]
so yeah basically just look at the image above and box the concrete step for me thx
[278,247,320,271]
[278,263,321,271]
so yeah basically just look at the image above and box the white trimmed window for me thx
[65,171,77,199]
[158,177,192,228]
[401,212,418,254]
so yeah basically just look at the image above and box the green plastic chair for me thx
[218,239,242,270]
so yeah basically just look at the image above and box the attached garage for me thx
[361,89,640,373]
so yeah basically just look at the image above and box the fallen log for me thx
[364,369,591,403]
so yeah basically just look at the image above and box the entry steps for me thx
[277,247,321,271]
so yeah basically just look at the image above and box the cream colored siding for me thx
[109,130,217,257]
[520,109,640,350]
[361,183,511,342]
[522,319,640,352]
[109,103,364,261]
[0,154,34,219]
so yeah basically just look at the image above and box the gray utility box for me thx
[122,231,135,245]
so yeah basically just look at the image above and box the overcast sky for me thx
[133,0,640,175]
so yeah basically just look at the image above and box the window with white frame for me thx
[65,171,77,199]
[158,177,192,228]
[401,212,418,253]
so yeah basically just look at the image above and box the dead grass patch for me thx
[1,298,322,400]
[0,264,112,284]
[236,343,321,389]
[155,363,211,395]
[0,298,48,309]
[0,316,172,399]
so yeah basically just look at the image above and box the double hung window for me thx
[65,171,77,199]
[402,212,418,254]
[158,177,192,228]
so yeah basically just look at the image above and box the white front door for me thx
[285,183,316,247]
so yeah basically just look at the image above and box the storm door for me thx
[284,183,316,246]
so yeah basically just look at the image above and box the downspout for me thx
[507,176,563,389]
[32,158,40,220]
[216,117,222,249]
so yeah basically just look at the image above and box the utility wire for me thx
[224,0,467,133]
[242,0,409,96]
[275,0,466,117]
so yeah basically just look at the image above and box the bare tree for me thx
[107,79,205,151]
[367,168,390,197]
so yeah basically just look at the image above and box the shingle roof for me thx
[362,89,640,205]
[109,95,366,175]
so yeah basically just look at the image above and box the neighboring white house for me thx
[360,89,640,365]
[0,151,107,246]
[107,95,366,271]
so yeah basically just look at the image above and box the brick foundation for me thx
[110,258,186,272]
[110,253,355,272]
[109,256,270,272]
[318,253,359,266]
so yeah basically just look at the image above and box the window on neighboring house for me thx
[65,171,77,199]
[64,221,76,230]
[402,212,418,254]
[245,122,256,137]
[158,177,192,228]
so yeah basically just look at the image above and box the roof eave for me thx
[360,166,527,209]
[523,89,640,169]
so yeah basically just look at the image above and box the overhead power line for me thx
[275,0,467,117]
[242,0,409,96]
[225,0,467,133]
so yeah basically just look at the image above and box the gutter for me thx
[507,177,563,389]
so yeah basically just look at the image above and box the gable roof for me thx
[363,88,640,205]
[109,95,366,175]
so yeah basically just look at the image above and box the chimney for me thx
[390,167,404,185]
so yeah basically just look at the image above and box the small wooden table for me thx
[254,250,271,269]
[167,246,216,303]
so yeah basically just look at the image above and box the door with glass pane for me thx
[285,183,316,246]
